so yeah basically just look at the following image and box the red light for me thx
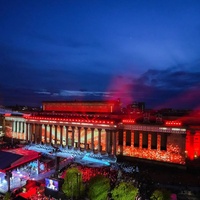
[122,119,135,124]
[165,121,182,126]
[24,116,115,125]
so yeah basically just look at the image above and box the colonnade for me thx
[120,130,167,151]
[10,120,117,155]
[7,119,186,164]
[9,120,168,156]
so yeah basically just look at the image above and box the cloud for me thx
[35,89,115,99]
[132,64,200,109]
[1,42,200,109]
[138,67,200,90]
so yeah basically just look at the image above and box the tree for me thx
[3,192,11,200]
[111,182,138,200]
[150,189,171,200]
[62,167,84,199]
[88,175,110,200]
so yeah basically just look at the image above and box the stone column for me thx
[148,133,151,150]
[49,125,52,144]
[35,124,38,143]
[106,130,112,154]
[60,126,63,146]
[157,133,161,151]
[44,124,47,143]
[16,121,19,139]
[98,129,101,152]
[26,123,29,142]
[131,130,134,148]
[112,130,117,155]
[105,129,109,153]
[123,130,126,147]
[39,124,42,143]
[116,130,119,154]
[18,121,21,134]
[33,124,36,143]
[28,123,31,142]
[12,121,15,133]
[84,128,87,150]
[23,122,26,140]
[139,132,143,149]
[77,127,81,149]
[91,128,94,151]
[65,126,69,146]
[21,122,23,140]
[71,127,75,148]
[18,122,21,139]
[55,125,58,144]
[30,124,34,142]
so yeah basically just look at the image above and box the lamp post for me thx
[77,173,81,198]
[6,171,12,192]
[69,181,73,200]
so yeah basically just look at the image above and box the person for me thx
[47,179,57,190]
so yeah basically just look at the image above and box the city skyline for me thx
[1,0,200,109]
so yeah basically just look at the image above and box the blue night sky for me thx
[0,0,200,109]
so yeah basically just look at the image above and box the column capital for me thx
[91,128,95,131]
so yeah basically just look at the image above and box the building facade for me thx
[3,101,200,166]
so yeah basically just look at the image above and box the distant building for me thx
[3,100,200,168]
[126,102,145,113]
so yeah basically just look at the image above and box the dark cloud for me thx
[131,64,200,109]
[1,56,200,109]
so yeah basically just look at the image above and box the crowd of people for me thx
[61,163,118,185]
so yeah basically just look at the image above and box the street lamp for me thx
[77,173,81,198]
[69,181,73,200]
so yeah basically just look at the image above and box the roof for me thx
[0,148,41,173]
[0,151,22,170]
[42,100,120,104]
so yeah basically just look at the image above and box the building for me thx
[126,102,145,113]
[3,100,200,168]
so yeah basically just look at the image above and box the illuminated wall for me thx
[5,114,200,166]
[186,129,200,160]
[117,131,186,165]
[42,101,115,113]
[40,125,107,150]
[5,120,12,138]
[194,131,200,158]
[5,120,26,141]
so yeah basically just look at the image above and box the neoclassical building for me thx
[3,100,200,166]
